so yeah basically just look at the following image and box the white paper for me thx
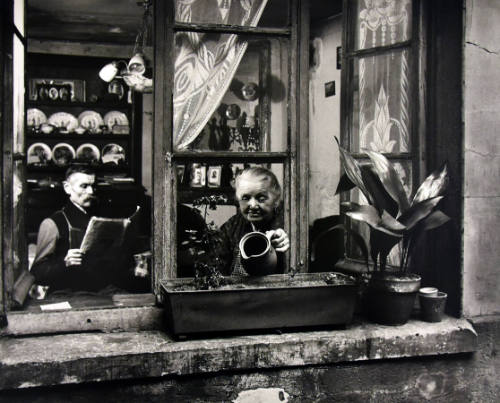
[40,301,72,311]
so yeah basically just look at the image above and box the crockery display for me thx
[103,111,129,133]
[101,143,126,164]
[47,112,79,133]
[27,142,52,165]
[76,143,100,163]
[27,108,47,127]
[52,143,76,166]
[78,111,105,133]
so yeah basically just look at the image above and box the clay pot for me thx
[239,231,277,276]
[363,273,421,326]
[419,291,447,322]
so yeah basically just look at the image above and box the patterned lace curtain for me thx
[173,0,268,150]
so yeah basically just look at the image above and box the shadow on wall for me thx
[309,215,344,272]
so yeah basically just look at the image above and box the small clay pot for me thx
[419,291,447,322]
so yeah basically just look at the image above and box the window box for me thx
[161,272,357,337]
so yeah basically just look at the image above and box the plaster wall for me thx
[463,0,500,317]
[308,15,342,224]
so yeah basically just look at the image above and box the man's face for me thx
[63,173,96,209]
[236,175,279,223]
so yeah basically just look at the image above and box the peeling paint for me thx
[233,388,289,403]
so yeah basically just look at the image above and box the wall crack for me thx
[466,41,499,55]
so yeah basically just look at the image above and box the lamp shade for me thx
[99,62,119,82]
[128,53,146,74]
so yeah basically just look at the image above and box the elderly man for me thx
[216,166,290,275]
[31,165,141,293]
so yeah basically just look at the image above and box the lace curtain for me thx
[173,0,268,150]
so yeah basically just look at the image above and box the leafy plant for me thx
[188,195,228,289]
[334,138,450,273]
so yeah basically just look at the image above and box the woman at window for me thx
[216,166,290,275]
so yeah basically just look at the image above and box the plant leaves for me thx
[412,163,449,205]
[346,204,405,237]
[360,165,399,217]
[335,173,356,195]
[398,196,444,230]
[420,210,451,231]
[369,228,401,272]
[335,138,373,204]
[364,150,410,213]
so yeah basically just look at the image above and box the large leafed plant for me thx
[335,138,450,274]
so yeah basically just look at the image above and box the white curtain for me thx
[173,0,268,150]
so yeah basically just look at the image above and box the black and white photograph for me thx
[0,0,498,401]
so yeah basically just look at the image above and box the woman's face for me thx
[235,175,279,223]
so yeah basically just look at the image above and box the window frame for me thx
[339,0,426,270]
[152,0,310,295]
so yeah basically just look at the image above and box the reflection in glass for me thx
[350,50,411,153]
[176,38,288,152]
[353,0,412,51]
[177,163,285,277]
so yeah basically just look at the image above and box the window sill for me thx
[0,316,477,390]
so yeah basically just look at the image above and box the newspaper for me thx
[80,206,140,260]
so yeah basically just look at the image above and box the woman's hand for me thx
[64,249,84,267]
[266,228,290,252]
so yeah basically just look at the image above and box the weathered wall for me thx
[0,317,497,402]
[308,15,342,224]
[463,0,500,317]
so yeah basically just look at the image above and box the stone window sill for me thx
[0,315,477,390]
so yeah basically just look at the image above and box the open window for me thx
[152,0,309,291]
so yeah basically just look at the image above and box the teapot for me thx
[239,231,278,276]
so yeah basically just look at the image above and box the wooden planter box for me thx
[160,272,358,337]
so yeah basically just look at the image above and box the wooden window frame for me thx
[152,0,310,295]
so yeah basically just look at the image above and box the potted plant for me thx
[160,195,359,338]
[333,139,450,325]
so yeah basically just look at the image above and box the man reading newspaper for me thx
[31,165,147,294]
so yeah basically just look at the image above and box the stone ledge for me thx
[0,316,477,390]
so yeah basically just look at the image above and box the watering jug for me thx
[239,231,278,276]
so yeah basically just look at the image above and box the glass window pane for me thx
[349,50,412,153]
[176,162,285,277]
[353,0,412,51]
[175,0,289,28]
[173,34,288,152]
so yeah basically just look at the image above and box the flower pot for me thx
[419,291,447,322]
[160,272,358,338]
[362,273,421,326]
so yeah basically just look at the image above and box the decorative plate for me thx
[241,82,259,101]
[76,143,100,163]
[27,108,47,127]
[101,143,126,164]
[103,111,129,132]
[52,143,76,166]
[225,104,241,120]
[47,112,79,132]
[27,142,52,165]
[78,110,104,133]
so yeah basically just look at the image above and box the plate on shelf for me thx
[101,143,126,165]
[76,143,100,163]
[47,112,79,133]
[78,110,104,133]
[27,108,47,127]
[103,111,129,133]
[52,143,76,166]
[27,142,52,165]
